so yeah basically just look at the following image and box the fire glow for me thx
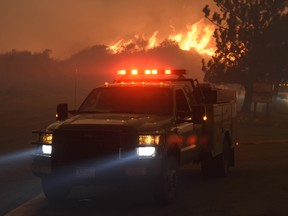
[108,19,215,56]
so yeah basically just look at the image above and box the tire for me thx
[42,175,71,203]
[201,137,230,177]
[215,137,230,177]
[154,157,179,204]
[201,152,214,177]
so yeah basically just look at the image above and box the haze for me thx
[0,0,213,59]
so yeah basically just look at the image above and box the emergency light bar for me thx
[117,69,186,76]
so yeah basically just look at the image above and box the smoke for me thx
[0,0,213,59]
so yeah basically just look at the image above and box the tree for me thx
[254,14,288,87]
[202,0,288,112]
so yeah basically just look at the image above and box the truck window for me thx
[79,87,173,115]
[176,89,191,112]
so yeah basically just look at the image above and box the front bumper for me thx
[32,155,52,176]
[32,154,162,185]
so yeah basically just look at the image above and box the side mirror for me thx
[191,105,207,124]
[56,104,68,121]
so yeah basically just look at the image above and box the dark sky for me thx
[0,0,214,59]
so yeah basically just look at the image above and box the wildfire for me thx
[108,19,215,56]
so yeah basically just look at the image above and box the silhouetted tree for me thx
[253,14,288,87]
[202,0,287,112]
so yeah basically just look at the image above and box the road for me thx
[0,148,42,215]
[3,142,288,216]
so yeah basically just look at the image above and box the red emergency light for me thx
[117,69,185,76]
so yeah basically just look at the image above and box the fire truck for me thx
[32,69,237,204]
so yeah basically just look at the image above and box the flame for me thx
[147,31,159,49]
[108,18,215,56]
[109,39,133,53]
[170,19,215,56]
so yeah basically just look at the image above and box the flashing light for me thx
[145,70,151,75]
[118,70,126,75]
[131,69,138,75]
[117,69,186,76]
[165,69,171,75]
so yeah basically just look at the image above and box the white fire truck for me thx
[32,69,237,204]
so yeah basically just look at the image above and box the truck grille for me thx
[53,129,137,164]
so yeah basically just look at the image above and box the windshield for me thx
[79,86,172,115]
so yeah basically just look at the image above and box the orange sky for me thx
[0,0,213,59]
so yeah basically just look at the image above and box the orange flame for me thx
[170,19,215,56]
[147,31,159,49]
[108,18,215,56]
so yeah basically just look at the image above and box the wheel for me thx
[215,137,230,177]
[201,137,230,177]
[42,175,71,203]
[201,152,214,177]
[154,157,179,204]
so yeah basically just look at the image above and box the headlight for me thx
[138,135,160,145]
[137,146,156,157]
[42,145,52,155]
[40,133,53,155]
[41,133,53,144]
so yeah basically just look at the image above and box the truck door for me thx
[174,89,199,165]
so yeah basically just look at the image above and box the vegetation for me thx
[0,43,203,108]
[202,0,288,112]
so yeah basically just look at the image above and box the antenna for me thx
[74,69,78,110]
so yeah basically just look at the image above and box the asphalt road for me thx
[0,148,42,216]
[3,141,288,216]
